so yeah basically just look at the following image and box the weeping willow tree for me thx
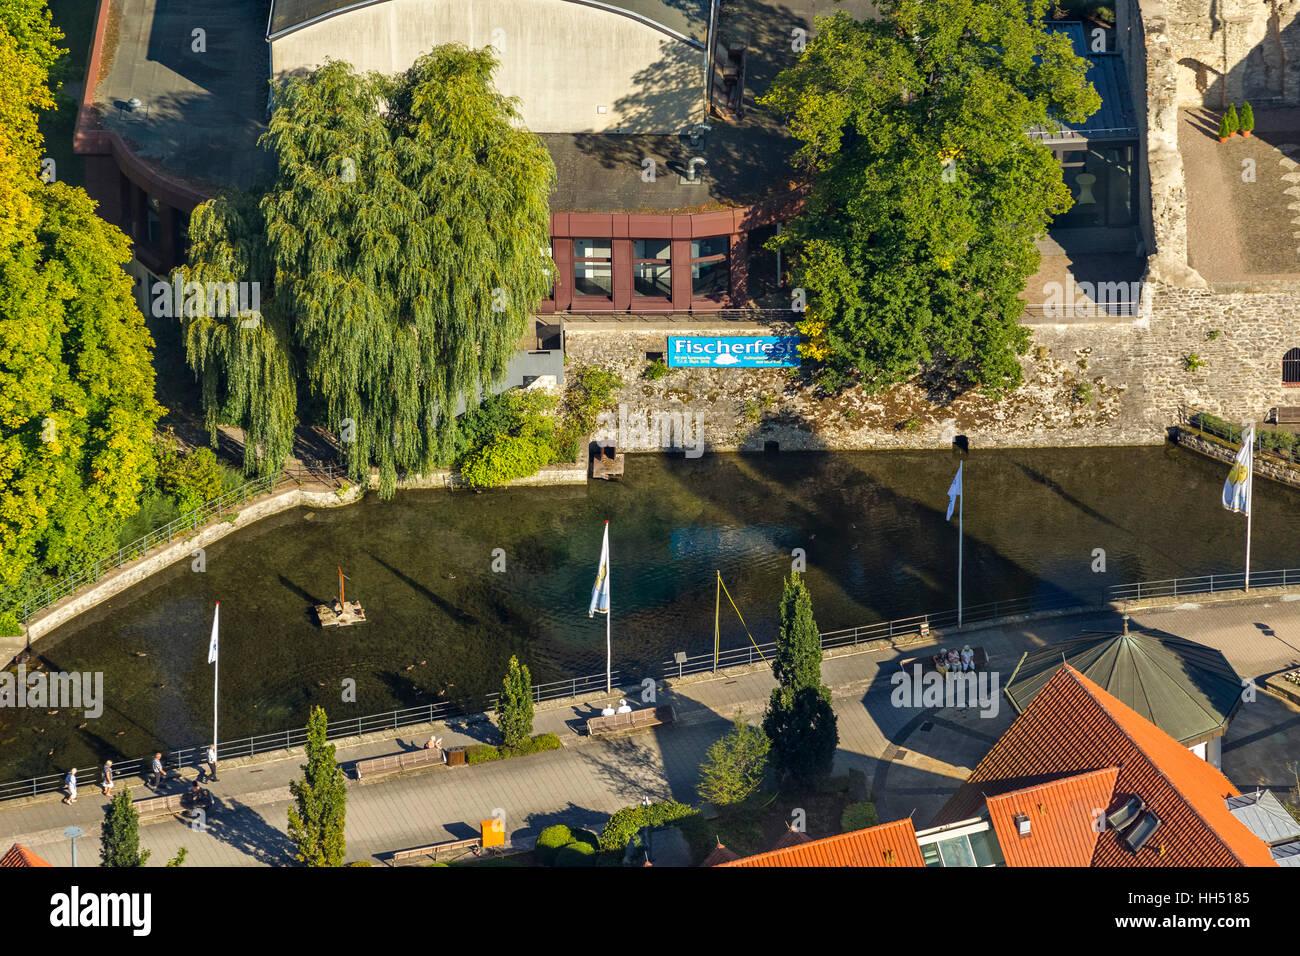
[183,45,555,494]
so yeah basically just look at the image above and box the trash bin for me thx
[446,747,467,767]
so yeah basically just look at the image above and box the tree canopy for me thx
[287,706,348,866]
[761,0,1101,396]
[182,45,556,495]
[0,20,162,620]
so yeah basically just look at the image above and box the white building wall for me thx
[270,0,706,133]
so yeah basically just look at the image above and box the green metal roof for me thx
[1004,631,1243,745]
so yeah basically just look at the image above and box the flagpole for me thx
[212,602,219,755]
[1245,421,1254,592]
[958,477,964,629]
[606,523,612,694]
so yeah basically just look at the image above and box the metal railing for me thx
[0,668,623,802]
[661,567,1300,679]
[1179,413,1300,467]
[9,463,342,623]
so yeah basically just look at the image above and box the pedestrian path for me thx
[4,597,1299,865]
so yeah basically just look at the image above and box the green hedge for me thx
[841,801,878,833]
[555,842,597,867]
[1189,413,1297,458]
[535,825,572,866]
[465,734,561,766]
[599,801,700,851]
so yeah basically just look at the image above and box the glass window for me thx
[937,835,977,868]
[146,196,161,246]
[633,239,671,297]
[574,239,612,297]
[691,235,729,297]
[1284,348,1300,385]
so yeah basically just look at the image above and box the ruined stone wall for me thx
[1157,0,1300,108]
[563,295,1300,454]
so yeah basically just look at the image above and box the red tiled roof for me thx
[720,819,925,867]
[934,666,1275,867]
[700,842,741,867]
[1,843,52,867]
[985,767,1118,867]
[770,827,812,851]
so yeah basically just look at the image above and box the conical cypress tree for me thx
[288,706,348,866]
[101,788,150,867]
[770,573,823,693]
[1226,104,1240,135]
[1240,101,1254,135]
[1217,113,1232,140]
[498,655,534,752]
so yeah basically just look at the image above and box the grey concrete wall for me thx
[270,0,706,133]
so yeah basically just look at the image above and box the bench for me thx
[354,747,446,781]
[1275,407,1300,425]
[133,788,211,822]
[897,646,989,674]
[390,836,482,864]
[585,704,675,737]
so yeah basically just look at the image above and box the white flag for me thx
[1222,427,1253,516]
[207,602,219,664]
[588,522,610,617]
[946,462,963,521]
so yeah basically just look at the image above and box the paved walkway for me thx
[5,595,1300,865]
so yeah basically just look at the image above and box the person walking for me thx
[149,752,166,790]
[205,744,218,783]
[101,760,114,797]
[63,768,77,805]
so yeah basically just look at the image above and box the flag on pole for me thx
[588,522,610,617]
[207,602,219,664]
[946,462,963,521]
[1222,427,1254,515]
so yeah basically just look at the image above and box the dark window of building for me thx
[633,239,671,297]
[1053,145,1136,229]
[574,239,612,297]
[691,236,729,297]
[1284,348,1300,385]
[746,225,780,299]
[146,196,161,246]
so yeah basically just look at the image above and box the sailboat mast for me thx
[338,566,344,606]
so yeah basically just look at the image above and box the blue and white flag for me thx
[1222,427,1254,516]
[207,602,220,664]
[946,463,963,521]
[588,522,610,617]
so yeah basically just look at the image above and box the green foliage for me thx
[535,824,573,865]
[840,801,878,833]
[1190,413,1295,458]
[182,46,556,494]
[599,801,700,852]
[698,713,770,807]
[287,706,348,866]
[1184,354,1205,371]
[643,358,671,381]
[498,655,534,751]
[1206,329,1221,340]
[166,846,188,867]
[466,744,500,764]
[1225,104,1240,135]
[1240,101,1254,132]
[763,685,840,785]
[1217,113,1233,139]
[100,788,149,867]
[154,434,225,513]
[0,21,163,613]
[1073,381,1093,405]
[771,573,824,693]
[465,733,559,765]
[553,365,624,461]
[554,841,596,867]
[760,2,1100,397]
[458,391,557,488]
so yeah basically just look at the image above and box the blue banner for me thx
[666,335,801,368]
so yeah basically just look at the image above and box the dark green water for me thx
[3,445,1298,780]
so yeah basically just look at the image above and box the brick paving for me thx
[4,594,1299,865]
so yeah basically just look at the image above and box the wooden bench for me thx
[585,704,675,737]
[390,836,482,864]
[133,788,211,821]
[354,747,445,781]
[897,646,989,674]
[1275,407,1300,425]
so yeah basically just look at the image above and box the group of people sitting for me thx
[932,645,977,674]
[599,699,635,717]
[332,600,365,619]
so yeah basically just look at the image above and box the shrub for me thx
[1225,104,1240,135]
[466,744,501,765]
[1241,101,1254,133]
[570,827,600,850]
[456,390,558,488]
[535,824,572,865]
[1184,354,1205,371]
[1073,381,1093,405]
[643,358,670,381]
[514,733,561,756]
[599,801,700,851]
[841,801,879,833]
[555,841,597,867]
[697,713,770,807]
[554,365,624,461]
[155,436,226,513]
[1217,113,1232,139]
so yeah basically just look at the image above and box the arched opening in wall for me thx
[1284,348,1300,386]
[1177,58,1225,107]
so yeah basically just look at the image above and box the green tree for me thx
[0,0,64,80]
[1225,103,1240,135]
[101,788,150,867]
[760,1,1100,397]
[166,847,188,867]
[762,573,838,784]
[0,23,163,627]
[498,654,534,752]
[182,45,555,495]
[698,712,770,806]
[287,706,348,866]
[1240,101,1254,134]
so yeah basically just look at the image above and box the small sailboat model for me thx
[316,566,367,627]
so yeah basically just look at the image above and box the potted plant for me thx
[1226,103,1240,137]
[1240,101,1254,137]
[1217,112,1232,143]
